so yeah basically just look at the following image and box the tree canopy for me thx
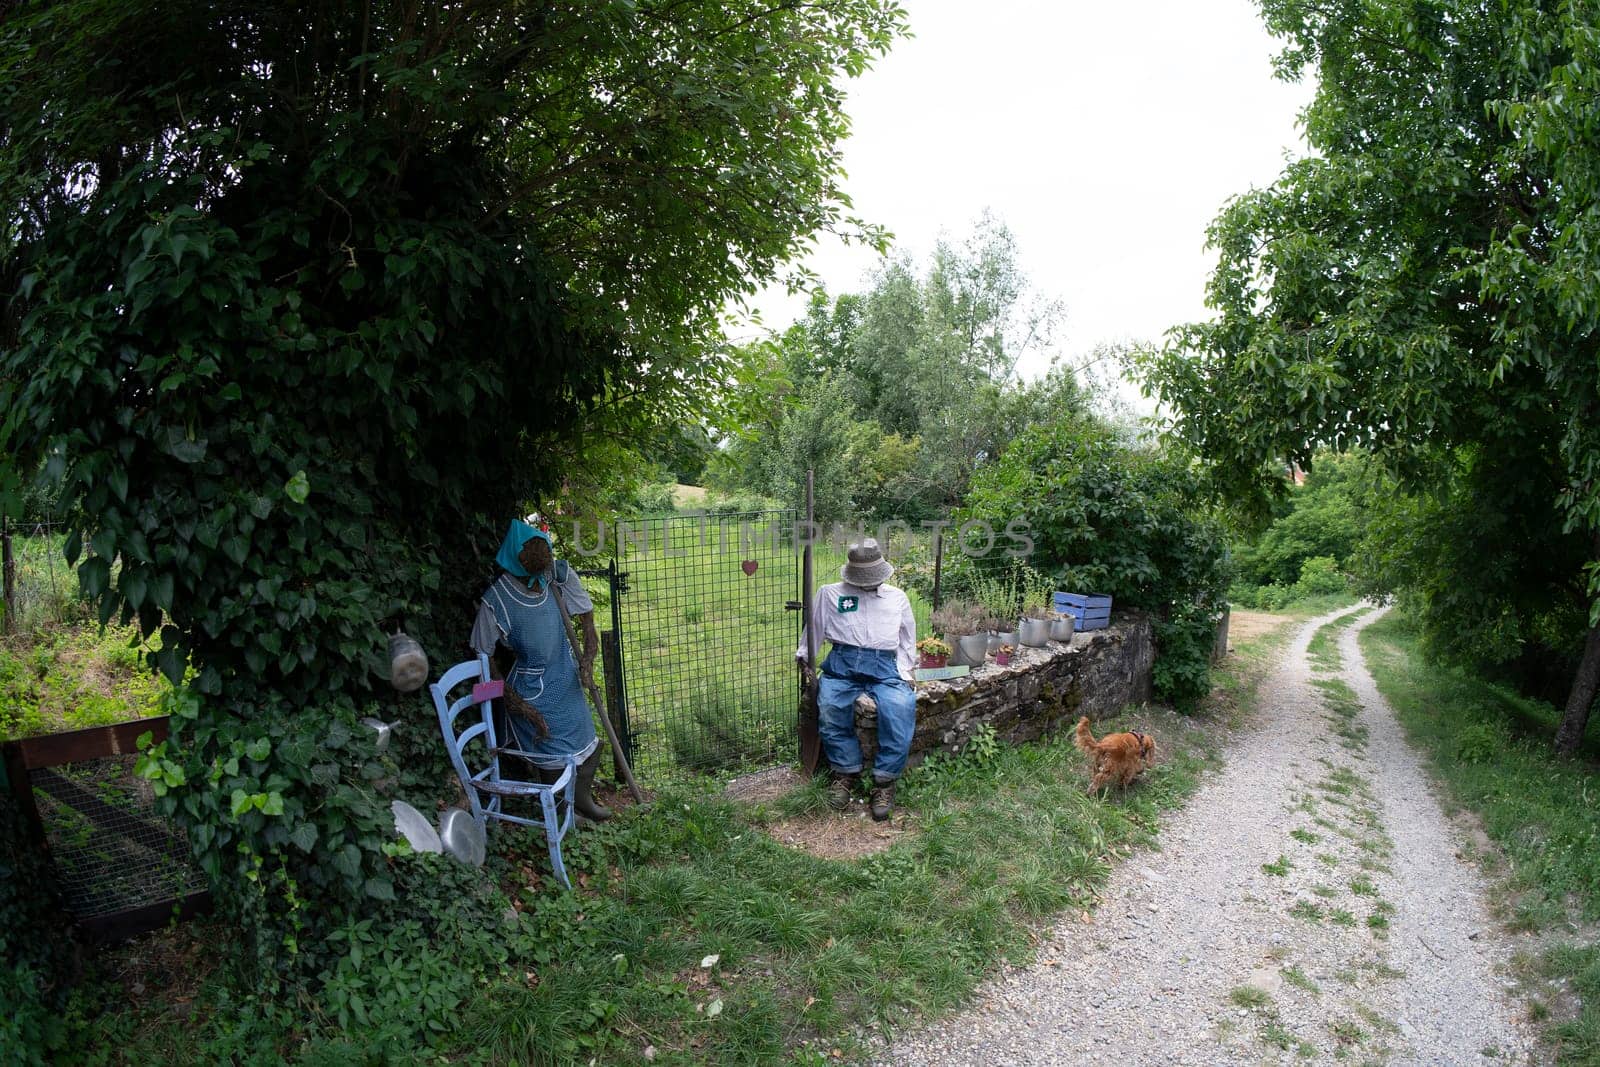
[1140,0,1600,751]
[0,0,905,975]
[710,214,1082,520]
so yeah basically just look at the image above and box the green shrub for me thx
[632,481,679,514]
[703,490,788,516]
[1454,721,1503,764]
[958,414,1230,708]
[1294,556,1348,597]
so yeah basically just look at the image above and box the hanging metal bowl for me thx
[391,799,442,854]
[439,807,487,867]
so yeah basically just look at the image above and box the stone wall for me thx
[853,612,1154,769]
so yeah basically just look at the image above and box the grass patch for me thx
[1306,607,1370,672]
[1289,899,1325,923]
[0,623,169,741]
[1328,1017,1364,1047]
[1263,855,1293,877]
[1328,907,1357,927]
[1230,985,1274,1011]
[1349,875,1378,897]
[1282,964,1320,993]
[1362,610,1600,1062]
[63,701,1223,1063]
[1289,828,1320,845]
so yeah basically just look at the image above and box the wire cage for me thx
[3,719,210,942]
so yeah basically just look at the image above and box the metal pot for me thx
[986,633,1004,654]
[388,630,430,693]
[1019,618,1052,647]
[1049,616,1077,642]
[993,628,1019,649]
[957,634,990,666]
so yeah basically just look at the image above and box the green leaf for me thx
[152,571,175,611]
[221,537,248,566]
[246,737,271,761]
[79,557,110,598]
[230,789,252,817]
[289,823,318,852]
[284,470,310,504]
[332,843,362,878]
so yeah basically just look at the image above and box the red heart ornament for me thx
[741,560,758,576]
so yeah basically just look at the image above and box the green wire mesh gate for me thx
[604,511,800,777]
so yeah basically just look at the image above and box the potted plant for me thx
[917,637,952,669]
[1019,595,1052,647]
[932,600,988,666]
[995,643,1016,667]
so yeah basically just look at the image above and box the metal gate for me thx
[603,510,800,777]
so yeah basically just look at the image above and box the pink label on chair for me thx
[472,680,504,703]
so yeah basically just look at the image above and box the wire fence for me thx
[611,511,800,777]
[3,519,83,633]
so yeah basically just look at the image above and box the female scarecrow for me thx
[470,519,611,822]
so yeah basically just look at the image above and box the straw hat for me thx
[841,538,894,587]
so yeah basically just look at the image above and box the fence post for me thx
[2,516,14,635]
[931,525,944,612]
[601,628,630,780]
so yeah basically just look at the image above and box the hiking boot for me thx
[869,777,896,821]
[826,771,860,811]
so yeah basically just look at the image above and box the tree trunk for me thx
[1557,528,1600,756]
[1555,622,1600,755]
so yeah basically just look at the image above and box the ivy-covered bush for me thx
[0,0,903,986]
[958,415,1230,708]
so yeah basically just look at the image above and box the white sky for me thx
[742,0,1316,388]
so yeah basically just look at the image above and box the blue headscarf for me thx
[495,520,552,589]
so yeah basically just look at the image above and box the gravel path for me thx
[883,605,1538,1066]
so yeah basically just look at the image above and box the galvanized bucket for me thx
[957,634,989,666]
[1049,616,1077,642]
[1019,617,1052,647]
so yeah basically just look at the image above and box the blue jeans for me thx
[817,644,916,780]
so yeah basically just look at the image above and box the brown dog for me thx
[1074,716,1156,791]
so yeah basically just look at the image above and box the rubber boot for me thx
[826,771,860,812]
[869,776,896,822]
[574,750,613,823]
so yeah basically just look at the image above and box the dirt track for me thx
[884,605,1537,1066]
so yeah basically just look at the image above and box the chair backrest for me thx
[429,655,502,821]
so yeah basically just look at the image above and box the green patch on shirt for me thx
[837,594,860,613]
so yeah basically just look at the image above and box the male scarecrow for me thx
[796,538,918,820]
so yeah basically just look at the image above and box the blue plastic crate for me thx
[1054,591,1112,630]
[1053,591,1112,610]
[1061,605,1111,630]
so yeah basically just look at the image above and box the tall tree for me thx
[0,0,905,965]
[1140,0,1600,752]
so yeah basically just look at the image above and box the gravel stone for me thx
[881,605,1538,1066]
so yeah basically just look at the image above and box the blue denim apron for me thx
[482,573,597,767]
